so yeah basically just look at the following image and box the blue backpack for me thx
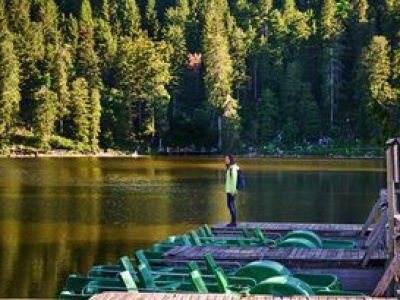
[236,169,245,190]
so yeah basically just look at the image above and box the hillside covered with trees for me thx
[0,0,399,154]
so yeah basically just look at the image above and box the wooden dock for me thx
[90,292,397,300]
[163,245,387,294]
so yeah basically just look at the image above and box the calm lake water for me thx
[0,157,385,298]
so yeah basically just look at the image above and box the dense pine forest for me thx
[0,0,399,154]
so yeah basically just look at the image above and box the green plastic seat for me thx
[294,273,340,291]
[191,229,271,247]
[242,227,253,238]
[88,265,123,278]
[202,224,215,237]
[253,228,276,245]
[250,275,315,296]
[135,250,176,273]
[119,256,136,274]
[276,237,318,248]
[188,261,209,293]
[136,262,183,291]
[150,234,192,252]
[61,272,137,298]
[62,275,92,294]
[197,227,209,238]
[282,230,356,249]
[233,260,339,291]
[320,239,356,249]
[203,253,242,275]
[119,271,139,292]
[282,230,323,247]
[233,261,291,282]
[59,290,92,300]
[203,254,256,294]
[82,277,130,294]
[189,230,241,246]
[212,266,249,294]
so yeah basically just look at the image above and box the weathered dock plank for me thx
[212,222,364,238]
[164,246,387,265]
[90,292,397,300]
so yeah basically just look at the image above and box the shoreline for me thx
[0,151,384,159]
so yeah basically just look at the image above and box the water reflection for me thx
[0,157,385,298]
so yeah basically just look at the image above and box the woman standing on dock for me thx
[225,154,239,227]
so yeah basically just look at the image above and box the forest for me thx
[0,0,399,154]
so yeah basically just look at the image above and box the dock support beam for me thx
[384,138,400,296]
[386,139,399,259]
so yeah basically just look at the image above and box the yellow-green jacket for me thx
[225,164,239,194]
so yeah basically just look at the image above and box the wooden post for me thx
[361,190,387,236]
[372,254,400,297]
[386,139,399,258]
[384,138,400,297]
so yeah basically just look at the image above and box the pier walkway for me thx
[213,222,364,237]
[90,292,396,300]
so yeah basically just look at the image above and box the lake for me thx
[0,156,385,297]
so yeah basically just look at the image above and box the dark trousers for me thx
[226,193,236,225]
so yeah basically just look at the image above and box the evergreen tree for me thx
[345,0,371,132]
[227,16,249,100]
[33,86,57,149]
[381,0,400,40]
[60,14,79,58]
[319,0,346,127]
[144,0,160,39]
[257,88,278,145]
[186,0,206,52]
[280,61,301,143]
[298,85,321,141]
[117,0,141,37]
[0,1,7,29]
[89,88,101,151]
[115,34,171,145]
[53,46,71,135]
[283,0,313,46]
[361,35,397,138]
[202,0,233,112]
[320,0,340,42]
[76,0,102,89]
[392,33,400,92]
[32,0,59,45]
[392,40,400,137]
[202,0,237,150]
[162,0,189,113]
[14,19,45,129]
[0,30,21,145]
[70,77,90,145]
[94,0,117,80]
[5,0,31,34]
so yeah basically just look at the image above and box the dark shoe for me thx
[226,223,237,227]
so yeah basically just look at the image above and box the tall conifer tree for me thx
[361,35,397,137]
[118,0,141,37]
[203,0,237,150]
[0,28,21,145]
[144,0,160,39]
[89,88,101,151]
[70,77,90,145]
[33,86,57,149]
[76,0,101,89]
